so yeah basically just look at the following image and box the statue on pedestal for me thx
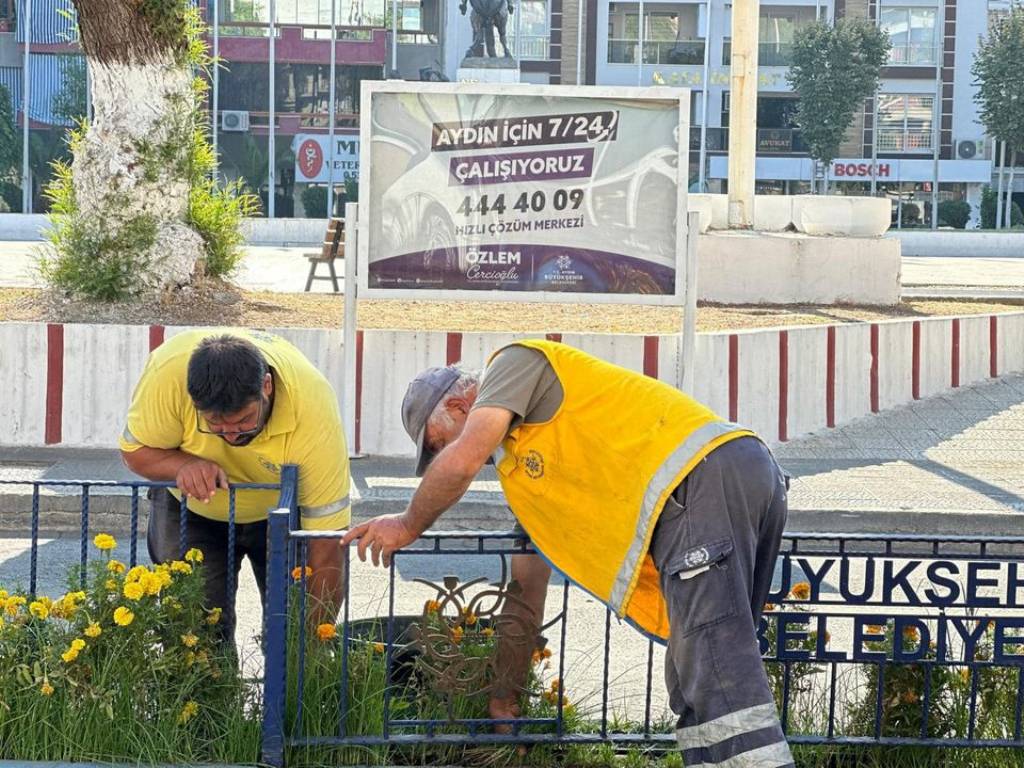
[459,0,517,62]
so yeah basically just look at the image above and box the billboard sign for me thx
[357,82,690,303]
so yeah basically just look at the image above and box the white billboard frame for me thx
[355,80,691,307]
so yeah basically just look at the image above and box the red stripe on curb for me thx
[643,336,659,379]
[355,330,364,455]
[728,334,739,423]
[149,325,165,352]
[870,324,880,414]
[45,324,64,445]
[912,321,921,400]
[825,326,836,428]
[778,331,788,442]
[951,319,961,388]
[990,316,998,378]
[545,333,562,343]
[446,332,463,366]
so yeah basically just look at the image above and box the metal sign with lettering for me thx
[293,132,361,184]
[357,82,690,304]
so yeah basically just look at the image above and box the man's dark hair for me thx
[187,335,269,414]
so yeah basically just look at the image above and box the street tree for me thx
[0,85,18,211]
[41,0,257,300]
[787,19,891,194]
[973,5,1024,229]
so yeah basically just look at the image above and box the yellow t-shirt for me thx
[119,328,350,531]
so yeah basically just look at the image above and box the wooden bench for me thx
[304,217,344,292]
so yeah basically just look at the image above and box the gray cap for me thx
[401,365,461,476]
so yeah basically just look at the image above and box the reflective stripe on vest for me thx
[610,419,748,613]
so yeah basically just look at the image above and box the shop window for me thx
[509,0,549,60]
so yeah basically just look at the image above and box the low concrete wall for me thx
[698,231,902,305]
[0,214,327,246]
[689,194,890,237]
[892,230,1024,258]
[3,311,1021,455]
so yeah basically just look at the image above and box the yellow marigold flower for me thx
[373,642,385,654]
[141,571,165,596]
[0,589,7,599]
[451,626,464,644]
[316,623,337,641]
[178,701,199,724]
[29,601,49,620]
[61,647,80,663]
[170,561,193,575]
[789,582,811,600]
[181,633,199,648]
[105,579,118,592]
[481,627,495,638]
[84,623,102,638]
[113,606,135,627]
[185,651,196,667]
[206,607,222,625]
[4,596,26,616]
[40,681,55,696]
[71,638,86,651]
[126,566,149,583]
[123,582,145,601]
[960,669,971,684]
[107,559,126,574]
[292,566,313,581]
[463,611,478,626]
[93,533,117,551]
[184,548,204,564]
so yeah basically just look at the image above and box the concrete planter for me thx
[791,196,891,237]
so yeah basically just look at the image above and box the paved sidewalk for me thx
[5,240,1024,298]
[3,373,1024,536]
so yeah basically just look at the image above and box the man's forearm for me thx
[401,450,479,535]
[121,446,197,481]
[306,539,346,625]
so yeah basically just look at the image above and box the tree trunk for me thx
[996,140,1007,229]
[1004,150,1017,229]
[67,0,204,292]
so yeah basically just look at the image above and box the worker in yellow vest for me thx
[343,340,793,768]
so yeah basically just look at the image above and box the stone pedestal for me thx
[457,56,520,83]
[697,231,902,305]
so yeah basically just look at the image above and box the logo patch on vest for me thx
[682,546,710,569]
[522,450,545,479]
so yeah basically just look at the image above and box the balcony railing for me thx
[608,38,705,66]
[510,33,550,60]
[888,43,940,66]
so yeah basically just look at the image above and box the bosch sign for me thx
[832,162,891,178]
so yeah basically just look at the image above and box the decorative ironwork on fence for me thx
[261,516,1024,767]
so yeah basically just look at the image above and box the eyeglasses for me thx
[195,398,265,438]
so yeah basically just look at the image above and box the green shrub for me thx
[937,200,971,229]
[980,185,1024,229]
[300,184,328,219]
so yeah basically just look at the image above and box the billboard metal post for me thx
[678,211,698,394]
[342,201,361,458]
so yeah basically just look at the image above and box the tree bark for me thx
[1005,149,1017,229]
[66,0,204,292]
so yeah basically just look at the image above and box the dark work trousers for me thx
[147,487,268,645]
[648,436,793,768]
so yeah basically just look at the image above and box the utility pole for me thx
[727,0,759,228]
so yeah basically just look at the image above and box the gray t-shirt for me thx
[472,346,564,431]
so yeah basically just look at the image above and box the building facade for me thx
[0,0,1018,225]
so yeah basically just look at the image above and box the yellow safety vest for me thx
[492,340,753,640]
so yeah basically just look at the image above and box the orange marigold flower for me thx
[464,612,478,626]
[789,582,811,600]
[316,623,337,641]
[424,600,440,614]
[451,626,464,644]
[902,626,920,642]
[373,642,385,654]
[901,690,919,705]
[865,624,885,635]
[763,603,776,612]
[292,566,313,581]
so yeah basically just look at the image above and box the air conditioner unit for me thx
[221,110,250,132]
[956,139,981,160]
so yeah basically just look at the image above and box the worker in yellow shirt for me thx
[343,340,792,768]
[120,330,350,642]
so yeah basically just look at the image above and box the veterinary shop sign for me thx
[293,132,360,184]
[358,82,689,302]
